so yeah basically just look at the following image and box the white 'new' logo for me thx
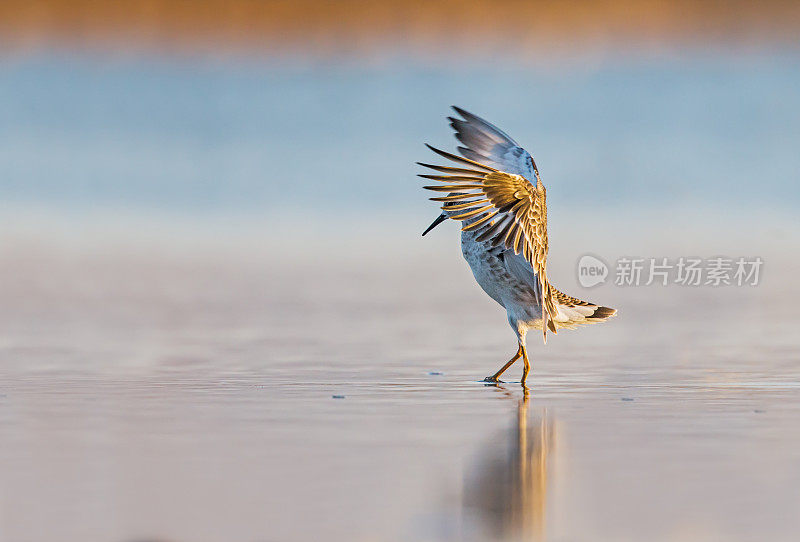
[577,254,608,287]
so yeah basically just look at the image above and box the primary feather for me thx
[449,105,540,181]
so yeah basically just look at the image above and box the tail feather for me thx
[549,287,616,330]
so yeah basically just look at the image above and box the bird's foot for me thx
[483,375,501,383]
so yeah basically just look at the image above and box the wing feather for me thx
[422,184,485,191]
[451,204,495,220]
[418,174,487,182]
[449,106,539,180]
[418,149,558,342]
[424,144,498,173]
[429,193,483,202]
[444,199,491,211]
[415,162,486,175]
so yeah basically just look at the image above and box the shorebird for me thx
[418,107,616,384]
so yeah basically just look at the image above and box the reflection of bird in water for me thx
[418,107,615,384]
[463,387,555,541]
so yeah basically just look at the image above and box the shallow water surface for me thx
[1,245,798,542]
[1,53,799,541]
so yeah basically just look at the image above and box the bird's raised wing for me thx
[418,145,558,341]
[448,106,539,181]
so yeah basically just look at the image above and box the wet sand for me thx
[0,231,798,541]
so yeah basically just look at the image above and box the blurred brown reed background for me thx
[2,0,800,56]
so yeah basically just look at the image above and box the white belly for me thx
[460,231,541,326]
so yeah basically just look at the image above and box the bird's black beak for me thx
[422,213,448,236]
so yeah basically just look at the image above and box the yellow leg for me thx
[520,344,531,385]
[484,344,523,382]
